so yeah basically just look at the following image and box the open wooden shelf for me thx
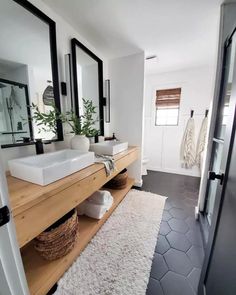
[8,147,138,248]
[21,178,134,295]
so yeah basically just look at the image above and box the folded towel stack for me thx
[77,190,113,220]
[87,190,112,205]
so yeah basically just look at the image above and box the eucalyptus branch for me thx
[30,102,59,134]
[29,98,99,137]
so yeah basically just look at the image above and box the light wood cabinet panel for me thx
[7,147,139,295]
[21,179,134,295]
[11,147,138,247]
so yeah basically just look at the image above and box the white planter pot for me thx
[88,137,95,144]
[71,135,90,152]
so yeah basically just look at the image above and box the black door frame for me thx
[198,32,231,246]
[198,27,236,294]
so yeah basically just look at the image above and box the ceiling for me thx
[42,0,223,74]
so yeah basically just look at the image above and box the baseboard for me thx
[195,206,199,220]
[134,178,143,187]
[147,166,200,178]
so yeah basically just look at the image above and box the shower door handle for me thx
[208,171,224,185]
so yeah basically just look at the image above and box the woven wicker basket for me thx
[105,168,128,189]
[34,209,79,261]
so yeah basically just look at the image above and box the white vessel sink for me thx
[90,141,128,156]
[9,149,95,186]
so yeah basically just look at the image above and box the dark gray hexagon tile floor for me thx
[166,231,191,252]
[143,171,204,295]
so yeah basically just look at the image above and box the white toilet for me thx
[142,157,149,175]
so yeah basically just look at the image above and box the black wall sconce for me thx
[104,79,110,123]
[61,82,67,96]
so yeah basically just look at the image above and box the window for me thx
[155,88,181,126]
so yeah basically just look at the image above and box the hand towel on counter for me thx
[87,190,112,205]
[95,155,116,176]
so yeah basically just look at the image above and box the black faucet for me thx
[35,139,44,155]
[94,133,99,143]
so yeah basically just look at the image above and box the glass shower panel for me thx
[215,35,236,140]
[205,31,236,226]
[0,81,31,145]
[0,86,7,132]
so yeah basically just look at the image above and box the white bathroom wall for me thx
[81,64,100,130]
[82,64,99,108]
[108,52,145,186]
[144,66,215,177]
[1,0,109,171]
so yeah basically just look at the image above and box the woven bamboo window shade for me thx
[156,88,181,109]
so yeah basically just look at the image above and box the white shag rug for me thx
[55,189,166,295]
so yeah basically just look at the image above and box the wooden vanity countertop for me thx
[7,146,139,217]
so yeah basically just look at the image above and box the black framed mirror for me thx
[0,0,63,148]
[71,38,104,136]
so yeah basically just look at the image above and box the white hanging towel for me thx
[180,117,196,168]
[196,116,208,167]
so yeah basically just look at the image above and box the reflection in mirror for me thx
[0,0,62,147]
[0,77,32,145]
[76,49,99,121]
[71,38,104,135]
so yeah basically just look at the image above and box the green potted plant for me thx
[81,99,99,143]
[60,99,99,151]
[30,99,99,152]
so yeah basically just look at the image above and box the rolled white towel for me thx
[85,203,109,220]
[104,195,113,209]
[87,190,112,205]
[77,202,86,216]
[85,196,113,219]
[77,195,114,219]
